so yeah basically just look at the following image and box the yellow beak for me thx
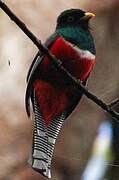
[80,12,95,21]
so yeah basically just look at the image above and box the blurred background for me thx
[0,0,119,179]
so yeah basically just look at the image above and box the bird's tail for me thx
[28,93,66,178]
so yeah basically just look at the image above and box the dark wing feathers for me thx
[27,33,59,83]
[25,33,59,117]
[26,51,40,82]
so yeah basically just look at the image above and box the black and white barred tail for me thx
[28,92,66,178]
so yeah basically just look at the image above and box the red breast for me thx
[34,37,95,126]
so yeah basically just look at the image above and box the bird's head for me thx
[56,9,95,30]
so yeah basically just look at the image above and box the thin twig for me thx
[0,0,119,121]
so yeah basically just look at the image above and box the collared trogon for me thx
[25,9,96,178]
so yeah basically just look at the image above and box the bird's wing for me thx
[26,51,40,83]
[27,33,59,83]
[25,33,59,117]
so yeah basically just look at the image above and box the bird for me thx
[25,9,96,178]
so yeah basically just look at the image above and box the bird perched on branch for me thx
[25,9,96,178]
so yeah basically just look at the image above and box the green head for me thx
[56,9,95,30]
[55,9,96,54]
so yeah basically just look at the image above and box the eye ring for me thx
[67,16,74,23]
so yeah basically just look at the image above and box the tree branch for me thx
[0,0,119,121]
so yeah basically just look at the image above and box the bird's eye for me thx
[67,16,74,23]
